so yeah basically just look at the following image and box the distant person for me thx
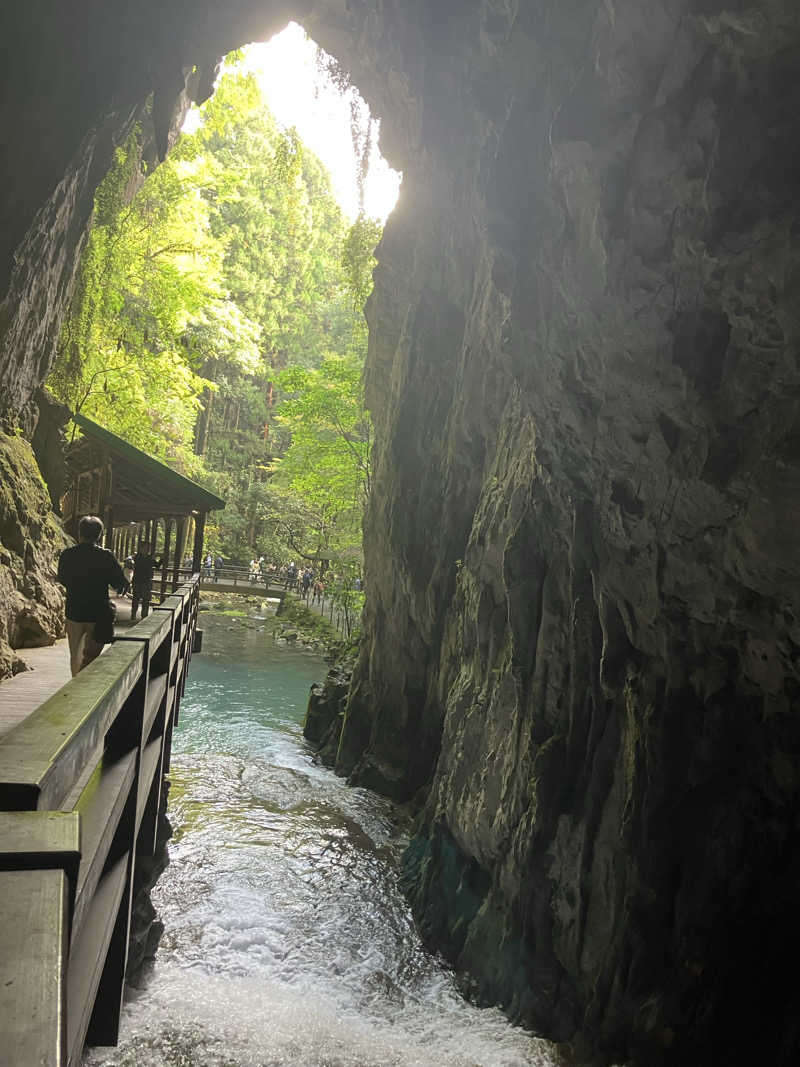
[214,555,223,581]
[122,555,135,594]
[301,567,312,597]
[285,561,297,590]
[204,553,213,578]
[57,515,129,676]
[131,541,162,620]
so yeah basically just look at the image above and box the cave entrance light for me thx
[183,21,401,225]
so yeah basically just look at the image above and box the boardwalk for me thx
[0,642,72,740]
[1,597,157,741]
[0,579,201,1067]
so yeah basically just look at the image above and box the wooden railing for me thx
[162,566,286,598]
[0,577,200,1067]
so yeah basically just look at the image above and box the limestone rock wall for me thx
[0,432,67,678]
[331,3,800,1064]
[0,2,799,1065]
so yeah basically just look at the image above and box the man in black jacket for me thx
[131,541,162,620]
[57,515,129,676]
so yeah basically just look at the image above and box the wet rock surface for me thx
[0,431,67,679]
[304,666,351,765]
[0,2,799,1065]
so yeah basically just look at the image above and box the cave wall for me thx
[0,2,799,1065]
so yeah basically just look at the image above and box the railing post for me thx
[0,577,201,1067]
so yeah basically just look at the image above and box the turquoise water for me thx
[85,616,560,1067]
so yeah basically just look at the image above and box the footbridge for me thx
[0,577,201,1066]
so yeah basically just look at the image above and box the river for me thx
[84,614,563,1067]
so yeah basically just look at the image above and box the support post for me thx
[160,518,172,602]
[173,516,186,591]
[192,511,205,574]
[104,507,113,551]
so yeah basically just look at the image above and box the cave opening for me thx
[44,20,399,573]
[1,5,799,1067]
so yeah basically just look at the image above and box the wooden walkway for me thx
[0,642,72,740]
[0,598,146,741]
[0,578,201,1067]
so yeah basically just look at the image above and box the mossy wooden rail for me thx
[0,576,200,1067]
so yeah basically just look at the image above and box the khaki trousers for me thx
[66,619,103,677]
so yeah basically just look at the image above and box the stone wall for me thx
[327,4,800,1064]
[0,2,799,1064]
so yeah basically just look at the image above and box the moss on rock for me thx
[0,430,67,679]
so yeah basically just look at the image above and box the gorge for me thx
[1,3,799,1066]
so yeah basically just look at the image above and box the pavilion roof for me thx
[66,414,225,523]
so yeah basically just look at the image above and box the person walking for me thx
[301,566,313,599]
[57,515,129,676]
[285,561,297,591]
[122,554,135,595]
[131,541,162,620]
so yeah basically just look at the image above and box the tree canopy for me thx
[48,65,383,573]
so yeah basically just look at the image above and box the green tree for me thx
[47,62,383,574]
[272,353,370,561]
[49,128,227,470]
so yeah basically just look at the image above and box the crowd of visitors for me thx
[56,513,365,678]
[195,551,363,605]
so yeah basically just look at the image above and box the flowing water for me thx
[85,615,563,1067]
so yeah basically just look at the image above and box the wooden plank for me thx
[71,752,136,944]
[0,810,80,872]
[136,738,162,830]
[66,852,129,1064]
[61,742,103,812]
[155,594,184,614]
[0,869,69,1067]
[143,673,168,740]
[0,640,71,740]
[0,642,144,812]
[116,610,172,647]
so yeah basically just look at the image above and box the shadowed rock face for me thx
[1,2,800,1064]
[0,431,67,675]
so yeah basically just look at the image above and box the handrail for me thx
[158,566,286,598]
[0,575,201,1066]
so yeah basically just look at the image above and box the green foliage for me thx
[47,61,383,570]
[49,127,221,470]
[271,354,370,561]
[342,213,383,312]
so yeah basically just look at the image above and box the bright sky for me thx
[185,22,401,223]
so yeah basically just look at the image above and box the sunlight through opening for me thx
[183,22,401,224]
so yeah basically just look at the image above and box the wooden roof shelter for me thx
[62,414,224,577]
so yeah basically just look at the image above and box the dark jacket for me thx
[132,551,162,588]
[57,543,129,622]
